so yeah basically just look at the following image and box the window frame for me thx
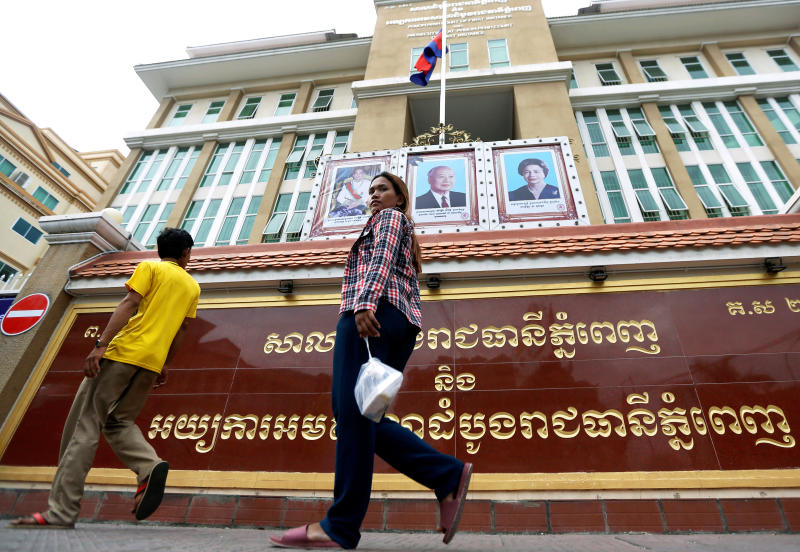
[11,217,43,244]
[766,48,799,72]
[449,42,469,71]
[311,89,335,113]
[168,104,192,127]
[237,97,262,119]
[639,59,668,82]
[488,38,510,68]
[274,93,297,116]
[725,52,755,76]
[595,62,622,86]
[680,56,709,79]
[201,100,225,124]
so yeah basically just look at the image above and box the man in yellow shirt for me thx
[12,228,201,529]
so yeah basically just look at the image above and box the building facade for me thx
[0,94,123,290]
[1,0,800,534]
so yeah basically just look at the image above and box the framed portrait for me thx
[305,155,391,239]
[404,147,483,233]
[489,139,589,228]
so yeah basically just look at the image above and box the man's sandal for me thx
[10,512,74,529]
[133,460,169,521]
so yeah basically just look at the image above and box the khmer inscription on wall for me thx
[2,284,799,475]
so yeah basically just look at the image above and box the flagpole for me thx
[439,1,447,145]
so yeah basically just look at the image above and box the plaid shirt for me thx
[340,207,422,329]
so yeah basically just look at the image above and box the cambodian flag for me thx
[410,29,448,87]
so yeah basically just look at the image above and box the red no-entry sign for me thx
[1,293,50,336]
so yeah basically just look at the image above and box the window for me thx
[582,111,609,157]
[275,93,296,116]
[708,164,750,216]
[600,171,631,223]
[628,169,661,221]
[767,49,798,72]
[237,97,262,119]
[680,56,708,79]
[410,47,424,74]
[702,102,738,148]
[311,89,334,113]
[236,196,262,245]
[157,147,186,191]
[188,199,222,244]
[239,140,266,185]
[686,166,723,218]
[133,204,160,242]
[0,153,16,177]
[168,104,192,127]
[258,138,282,182]
[640,60,667,82]
[627,108,659,153]
[595,63,621,86]
[0,261,18,282]
[32,186,59,210]
[181,200,203,233]
[569,71,578,89]
[51,161,70,177]
[11,218,43,244]
[202,101,225,123]
[122,205,137,225]
[658,105,692,151]
[652,167,689,220]
[760,161,794,203]
[677,104,713,151]
[10,171,29,187]
[449,42,468,71]
[723,101,763,146]
[120,151,153,194]
[775,98,800,133]
[758,99,796,144]
[303,135,326,179]
[200,142,243,187]
[737,162,776,214]
[488,39,510,68]
[262,192,310,243]
[262,193,292,242]
[284,136,309,180]
[606,110,634,155]
[215,197,246,245]
[725,52,755,76]
[331,131,349,155]
[145,204,174,248]
[136,151,166,193]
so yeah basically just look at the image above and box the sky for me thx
[2,0,592,156]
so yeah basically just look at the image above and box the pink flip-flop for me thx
[440,462,473,544]
[269,524,342,549]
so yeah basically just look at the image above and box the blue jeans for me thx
[320,300,464,549]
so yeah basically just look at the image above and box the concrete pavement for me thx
[2,523,799,551]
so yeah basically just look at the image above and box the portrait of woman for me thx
[509,158,560,201]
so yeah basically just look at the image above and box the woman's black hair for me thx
[517,158,549,177]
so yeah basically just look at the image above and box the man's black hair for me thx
[157,227,194,260]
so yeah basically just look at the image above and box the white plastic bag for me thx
[354,337,404,422]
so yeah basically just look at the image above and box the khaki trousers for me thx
[45,359,161,524]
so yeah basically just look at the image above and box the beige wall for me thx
[366,0,557,80]
[351,96,411,152]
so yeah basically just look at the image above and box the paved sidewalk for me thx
[1,523,799,551]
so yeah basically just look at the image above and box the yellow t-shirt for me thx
[103,260,200,373]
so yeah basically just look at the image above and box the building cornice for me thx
[569,72,800,110]
[352,62,573,100]
[0,174,53,217]
[39,211,143,253]
[134,38,372,99]
[124,110,358,149]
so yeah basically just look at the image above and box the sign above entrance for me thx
[1,293,50,336]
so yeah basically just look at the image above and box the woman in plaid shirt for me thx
[271,172,472,550]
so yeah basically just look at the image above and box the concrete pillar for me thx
[247,133,296,243]
[788,36,800,59]
[292,82,315,115]
[146,97,176,130]
[738,95,800,190]
[701,43,736,78]
[617,51,645,84]
[217,89,244,122]
[513,81,604,225]
[350,96,411,152]
[95,148,143,209]
[641,103,707,219]
[0,212,141,429]
[165,141,218,228]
